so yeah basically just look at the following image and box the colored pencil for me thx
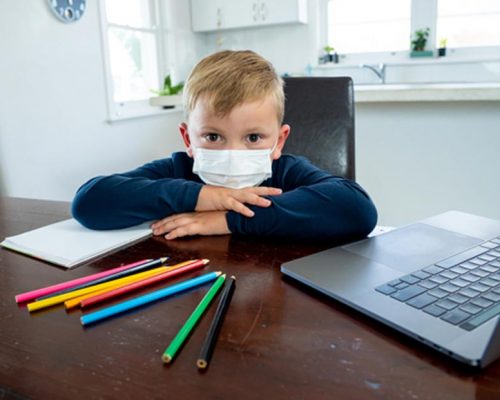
[80,259,210,309]
[27,266,169,312]
[14,259,152,303]
[63,265,179,310]
[65,259,204,310]
[80,271,221,326]
[162,274,226,364]
[197,275,236,369]
[36,257,169,300]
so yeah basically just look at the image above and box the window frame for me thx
[324,0,500,64]
[98,0,181,122]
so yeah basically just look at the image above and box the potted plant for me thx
[438,38,447,57]
[323,45,339,63]
[149,75,184,109]
[410,28,433,58]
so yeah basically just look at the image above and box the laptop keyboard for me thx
[376,237,500,331]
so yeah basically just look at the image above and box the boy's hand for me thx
[151,211,230,240]
[195,186,282,217]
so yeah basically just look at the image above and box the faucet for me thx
[360,63,386,84]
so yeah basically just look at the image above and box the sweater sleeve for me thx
[71,154,203,230]
[226,156,377,242]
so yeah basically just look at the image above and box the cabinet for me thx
[190,0,307,32]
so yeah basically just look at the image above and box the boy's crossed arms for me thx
[152,185,282,239]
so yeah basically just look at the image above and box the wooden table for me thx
[0,197,499,400]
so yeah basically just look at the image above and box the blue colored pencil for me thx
[80,271,221,326]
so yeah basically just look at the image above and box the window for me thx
[326,0,500,59]
[327,0,411,54]
[105,0,159,103]
[99,0,174,120]
[436,0,500,48]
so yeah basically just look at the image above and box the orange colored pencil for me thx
[80,259,210,308]
[64,267,169,309]
[64,260,201,310]
[28,266,167,312]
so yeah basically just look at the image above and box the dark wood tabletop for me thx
[0,197,499,400]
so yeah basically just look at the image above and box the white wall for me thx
[1,0,499,228]
[0,0,191,201]
[356,101,500,226]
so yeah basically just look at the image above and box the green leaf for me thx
[170,82,184,95]
[163,75,172,90]
[151,74,184,97]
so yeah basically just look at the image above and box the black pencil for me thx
[197,275,236,370]
[36,257,169,300]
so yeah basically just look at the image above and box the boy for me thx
[72,50,377,242]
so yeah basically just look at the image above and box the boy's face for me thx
[179,94,290,160]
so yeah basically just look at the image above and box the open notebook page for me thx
[0,219,152,268]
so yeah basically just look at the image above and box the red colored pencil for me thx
[80,259,210,308]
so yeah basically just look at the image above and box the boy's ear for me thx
[179,123,193,158]
[272,124,291,160]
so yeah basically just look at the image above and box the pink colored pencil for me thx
[15,259,152,303]
[80,259,209,308]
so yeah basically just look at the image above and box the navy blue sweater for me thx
[72,152,377,242]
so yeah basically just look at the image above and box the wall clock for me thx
[48,0,86,23]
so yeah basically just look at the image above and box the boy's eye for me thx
[204,133,221,142]
[247,134,261,143]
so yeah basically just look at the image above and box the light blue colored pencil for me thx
[80,271,221,326]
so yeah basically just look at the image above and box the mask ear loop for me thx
[189,144,198,158]
[268,139,280,158]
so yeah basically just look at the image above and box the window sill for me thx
[106,106,183,123]
[316,56,500,69]
[312,56,500,89]
[354,82,500,103]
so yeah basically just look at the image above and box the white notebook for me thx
[0,219,152,268]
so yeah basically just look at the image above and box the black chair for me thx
[282,77,355,180]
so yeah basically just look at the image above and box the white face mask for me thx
[192,144,277,189]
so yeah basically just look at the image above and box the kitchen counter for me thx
[354,82,500,102]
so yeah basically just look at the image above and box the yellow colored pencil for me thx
[27,266,169,312]
[64,260,198,309]
[63,268,168,309]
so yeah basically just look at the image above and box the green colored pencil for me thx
[162,273,226,363]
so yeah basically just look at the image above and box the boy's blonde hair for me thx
[183,50,284,124]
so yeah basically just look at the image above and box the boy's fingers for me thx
[152,214,179,227]
[242,194,271,208]
[226,198,255,217]
[232,192,272,208]
[153,214,191,235]
[248,187,282,196]
[165,227,188,240]
[251,195,272,207]
[166,223,200,239]
[165,218,200,239]
[152,222,169,235]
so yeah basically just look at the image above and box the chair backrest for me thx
[282,77,355,180]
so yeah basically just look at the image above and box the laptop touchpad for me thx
[343,223,482,273]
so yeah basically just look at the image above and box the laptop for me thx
[281,211,500,368]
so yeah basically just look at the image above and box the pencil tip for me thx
[202,259,210,264]
[162,354,172,364]
[196,359,208,369]
[230,275,236,280]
